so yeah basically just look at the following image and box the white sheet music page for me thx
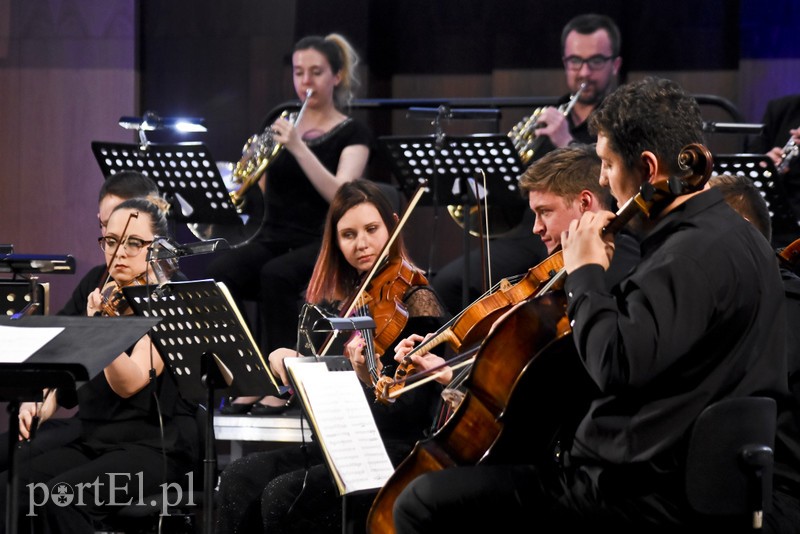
[0,325,63,363]
[287,361,394,495]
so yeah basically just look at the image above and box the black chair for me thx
[685,396,776,531]
[96,405,214,534]
[373,180,403,213]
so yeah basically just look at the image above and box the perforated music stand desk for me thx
[123,279,279,534]
[712,154,800,244]
[91,141,242,227]
[0,315,159,534]
[379,133,527,309]
[122,279,279,402]
[379,133,526,209]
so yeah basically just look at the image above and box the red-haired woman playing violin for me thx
[215,179,447,534]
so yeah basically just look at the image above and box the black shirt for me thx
[566,188,787,464]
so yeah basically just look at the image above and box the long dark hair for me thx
[305,180,410,304]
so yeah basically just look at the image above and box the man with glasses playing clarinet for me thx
[431,12,624,318]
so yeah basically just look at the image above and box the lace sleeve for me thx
[403,285,447,320]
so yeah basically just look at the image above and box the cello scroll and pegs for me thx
[669,143,714,195]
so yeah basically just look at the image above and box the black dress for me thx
[204,118,373,354]
[0,281,199,533]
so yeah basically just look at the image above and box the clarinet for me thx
[777,130,799,174]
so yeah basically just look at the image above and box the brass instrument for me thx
[777,129,799,174]
[187,89,312,248]
[231,88,313,210]
[448,84,586,237]
[509,82,586,166]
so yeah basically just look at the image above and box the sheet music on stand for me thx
[378,133,526,213]
[122,279,279,403]
[711,154,800,243]
[91,140,241,226]
[284,356,394,496]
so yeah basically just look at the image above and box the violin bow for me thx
[380,344,480,400]
[96,211,139,292]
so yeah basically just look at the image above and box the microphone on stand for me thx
[147,237,230,261]
[406,106,500,121]
[702,121,764,134]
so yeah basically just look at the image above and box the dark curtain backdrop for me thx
[139,0,743,161]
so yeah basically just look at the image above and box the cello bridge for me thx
[441,388,465,410]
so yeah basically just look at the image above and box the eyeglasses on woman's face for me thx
[97,236,153,256]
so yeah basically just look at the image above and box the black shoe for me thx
[219,399,253,415]
[249,396,291,416]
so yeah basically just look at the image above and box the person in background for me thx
[391,76,787,532]
[214,180,447,534]
[748,94,800,248]
[206,33,372,415]
[430,13,623,317]
[708,172,800,533]
[59,171,162,316]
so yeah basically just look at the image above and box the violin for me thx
[353,257,429,385]
[374,249,565,404]
[366,143,714,534]
[99,272,149,316]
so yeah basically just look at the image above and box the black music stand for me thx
[378,133,526,308]
[123,279,279,534]
[286,313,376,534]
[0,254,75,318]
[712,154,800,246]
[0,254,75,276]
[0,315,159,534]
[0,282,49,316]
[91,140,243,222]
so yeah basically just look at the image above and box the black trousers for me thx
[204,238,321,354]
[215,442,346,534]
[0,440,187,534]
[0,417,81,473]
[390,462,742,533]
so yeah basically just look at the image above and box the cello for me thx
[366,143,714,533]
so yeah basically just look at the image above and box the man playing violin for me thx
[390,77,788,532]
[393,143,639,388]
[214,180,447,534]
